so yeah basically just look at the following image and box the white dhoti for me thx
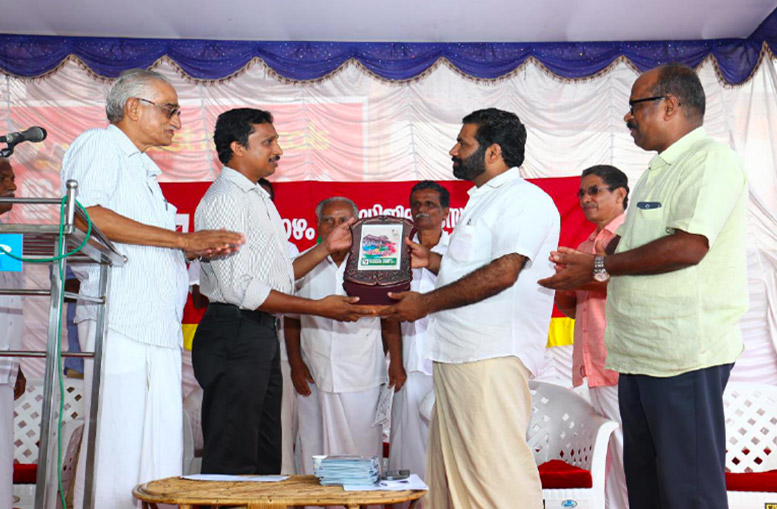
[426,357,543,509]
[589,384,629,509]
[388,371,433,479]
[279,359,298,474]
[296,383,382,475]
[0,384,13,509]
[74,320,182,509]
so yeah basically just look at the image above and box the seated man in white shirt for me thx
[388,181,450,484]
[286,197,406,475]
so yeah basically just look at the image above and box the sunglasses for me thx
[577,185,613,199]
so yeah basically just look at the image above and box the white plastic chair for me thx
[527,380,618,509]
[12,377,85,509]
[723,382,777,509]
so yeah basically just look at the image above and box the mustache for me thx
[626,120,637,130]
[451,156,462,165]
[269,155,281,163]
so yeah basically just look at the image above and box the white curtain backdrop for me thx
[2,56,775,391]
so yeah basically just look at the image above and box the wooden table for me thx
[133,474,426,509]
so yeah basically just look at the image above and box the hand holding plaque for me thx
[342,216,415,305]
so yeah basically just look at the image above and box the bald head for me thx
[648,63,706,123]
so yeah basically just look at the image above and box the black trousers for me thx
[192,302,282,474]
[619,363,733,509]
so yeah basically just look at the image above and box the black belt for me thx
[207,302,279,331]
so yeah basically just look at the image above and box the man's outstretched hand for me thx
[184,229,245,260]
[379,291,430,322]
[537,247,596,291]
[317,295,380,322]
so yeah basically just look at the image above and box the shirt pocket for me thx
[628,205,669,248]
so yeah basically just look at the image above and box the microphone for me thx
[0,127,47,145]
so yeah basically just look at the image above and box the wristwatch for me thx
[593,255,610,282]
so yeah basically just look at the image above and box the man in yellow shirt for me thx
[540,63,747,509]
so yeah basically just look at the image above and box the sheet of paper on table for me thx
[343,474,428,491]
[181,474,290,482]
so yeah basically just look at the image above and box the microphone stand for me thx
[0,141,18,158]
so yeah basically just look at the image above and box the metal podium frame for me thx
[0,180,126,509]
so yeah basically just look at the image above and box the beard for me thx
[452,144,487,181]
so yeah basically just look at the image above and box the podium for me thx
[0,180,125,509]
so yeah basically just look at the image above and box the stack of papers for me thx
[314,455,381,488]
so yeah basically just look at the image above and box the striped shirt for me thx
[61,125,188,348]
[195,168,294,311]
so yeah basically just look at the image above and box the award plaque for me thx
[343,216,415,305]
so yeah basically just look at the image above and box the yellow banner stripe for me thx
[547,317,575,348]
[183,323,198,351]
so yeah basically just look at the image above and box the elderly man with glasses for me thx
[61,69,244,509]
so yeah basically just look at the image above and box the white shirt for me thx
[295,254,386,393]
[427,169,559,376]
[279,242,300,363]
[195,168,294,311]
[400,231,449,376]
[0,268,23,385]
[61,125,188,348]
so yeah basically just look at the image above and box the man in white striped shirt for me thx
[61,69,244,509]
[193,108,372,475]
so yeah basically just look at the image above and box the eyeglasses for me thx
[577,185,612,199]
[628,95,668,115]
[136,98,181,119]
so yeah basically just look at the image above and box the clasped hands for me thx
[537,246,596,291]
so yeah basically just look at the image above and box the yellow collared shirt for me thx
[605,127,748,377]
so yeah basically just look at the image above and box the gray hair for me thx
[315,196,359,221]
[105,69,171,123]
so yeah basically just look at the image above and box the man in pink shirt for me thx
[555,164,629,509]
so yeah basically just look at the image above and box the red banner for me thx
[162,177,589,332]
[161,177,588,253]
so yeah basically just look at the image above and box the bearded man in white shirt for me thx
[61,69,244,509]
[385,108,560,508]
[388,180,450,486]
[285,197,406,475]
